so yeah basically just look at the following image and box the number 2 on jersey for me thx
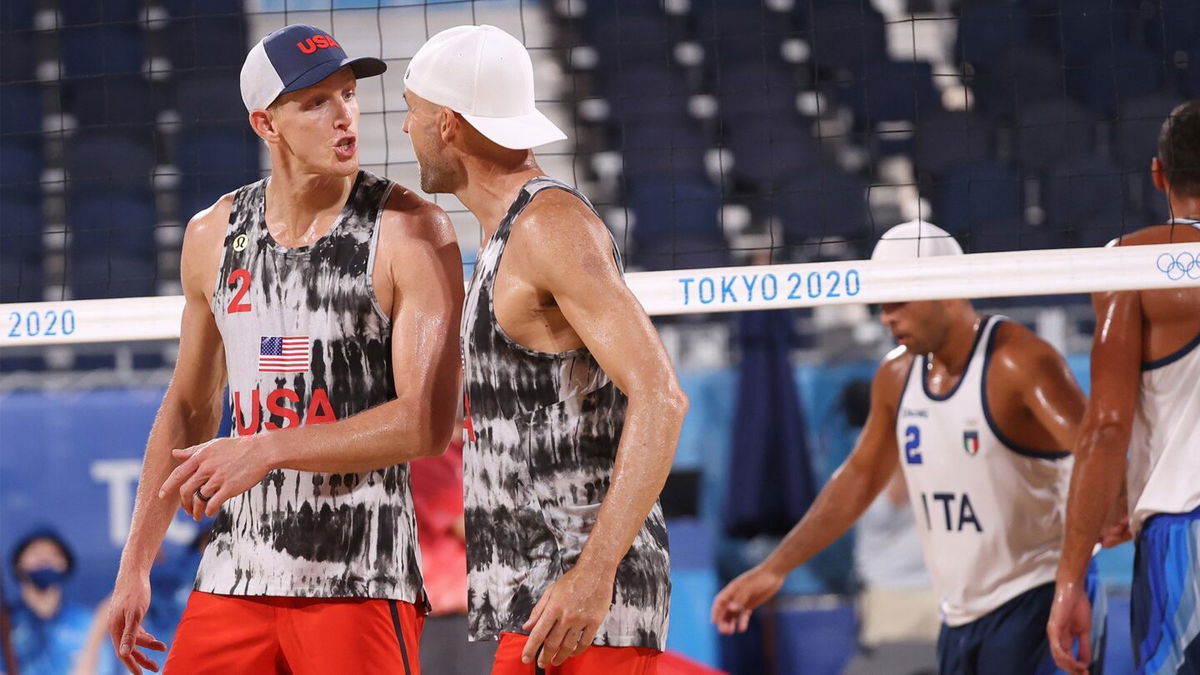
[227,269,252,314]
[904,425,923,464]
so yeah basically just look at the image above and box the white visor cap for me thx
[403,25,567,150]
[871,220,964,260]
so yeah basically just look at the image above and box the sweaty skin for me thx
[710,299,1086,635]
[403,90,688,669]
[1049,221,1200,674]
[107,70,462,675]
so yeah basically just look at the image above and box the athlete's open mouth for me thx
[333,136,357,159]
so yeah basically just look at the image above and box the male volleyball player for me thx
[712,221,1107,674]
[106,24,463,674]
[402,25,685,673]
[1048,101,1200,675]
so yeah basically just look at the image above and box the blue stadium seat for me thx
[696,4,796,66]
[59,26,145,78]
[0,141,44,197]
[585,7,678,69]
[0,193,44,304]
[972,45,1064,121]
[802,5,887,75]
[66,134,155,195]
[0,255,44,304]
[178,178,238,224]
[778,167,870,242]
[67,192,158,255]
[167,16,248,72]
[714,61,803,120]
[174,73,257,127]
[1015,100,1098,171]
[68,253,157,299]
[1072,43,1166,118]
[1034,0,1136,66]
[164,0,243,17]
[1043,153,1129,246]
[65,75,156,132]
[1114,93,1182,172]
[60,0,142,25]
[954,0,1031,74]
[1178,48,1200,98]
[631,230,732,272]
[844,59,941,125]
[176,128,259,184]
[619,119,710,180]
[627,175,721,241]
[723,117,824,188]
[1144,0,1200,56]
[0,0,34,31]
[598,64,692,128]
[935,160,1023,240]
[915,109,994,178]
[0,84,43,137]
[0,32,36,84]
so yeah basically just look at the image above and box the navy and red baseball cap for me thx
[240,24,386,111]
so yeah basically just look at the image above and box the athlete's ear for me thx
[1151,157,1167,194]
[248,109,280,144]
[437,106,458,143]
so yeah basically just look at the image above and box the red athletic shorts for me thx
[164,591,424,675]
[490,632,659,674]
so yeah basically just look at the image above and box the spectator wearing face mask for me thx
[8,528,111,675]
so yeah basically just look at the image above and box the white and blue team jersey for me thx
[1127,219,1200,534]
[896,316,1073,627]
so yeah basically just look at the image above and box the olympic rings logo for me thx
[1156,252,1200,281]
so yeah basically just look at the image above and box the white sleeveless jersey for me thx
[1127,219,1200,533]
[896,316,1073,626]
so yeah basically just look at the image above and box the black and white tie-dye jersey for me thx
[460,177,671,650]
[195,170,426,605]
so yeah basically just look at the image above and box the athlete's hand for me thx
[107,573,166,674]
[711,564,785,635]
[1098,486,1133,548]
[1047,580,1093,674]
[160,437,271,519]
[520,565,615,668]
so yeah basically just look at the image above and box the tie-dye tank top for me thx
[194,170,426,605]
[460,177,671,649]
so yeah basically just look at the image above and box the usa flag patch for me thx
[259,336,310,372]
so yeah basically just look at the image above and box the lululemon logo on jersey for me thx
[232,387,338,434]
[920,491,983,532]
[297,34,340,54]
[231,233,249,252]
[962,430,980,456]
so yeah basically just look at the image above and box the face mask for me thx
[24,567,68,591]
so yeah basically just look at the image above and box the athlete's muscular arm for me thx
[107,199,230,675]
[510,196,688,668]
[711,354,907,635]
[996,324,1088,451]
[162,193,463,519]
[1048,289,1142,674]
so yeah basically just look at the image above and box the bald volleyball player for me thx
[712,221,1107,674]
[402,25,687,674]
[106,24,463,675]
[1049,101,1200,675]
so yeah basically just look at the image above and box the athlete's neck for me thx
[455,154,543,239]
[928,305,983,375]
[264,168,356,245]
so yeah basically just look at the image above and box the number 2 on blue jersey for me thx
[904,425,923,464]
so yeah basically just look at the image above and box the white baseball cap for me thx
[403,25,567,150]
[871,220,964,260]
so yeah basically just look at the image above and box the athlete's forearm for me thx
[120,397,221,579]
[262,398,453,473]
[761,458,888,576]
[574,388,687,578]
[1057,419,1128,585]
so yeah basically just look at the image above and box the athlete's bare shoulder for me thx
[1111,223,1200,246]
[514,186,612,269]
[180,191,237,300]
[378,182,456,248]
[875,344,915,402]
[988,320,1067,385]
